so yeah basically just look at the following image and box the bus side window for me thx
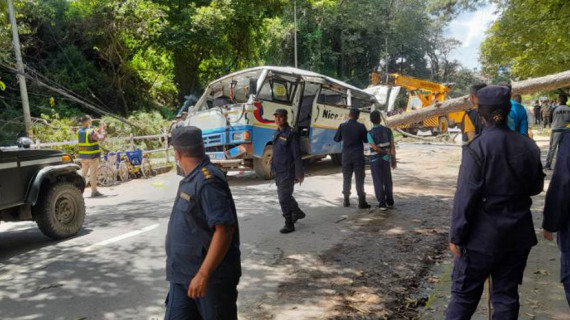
[257,80,297,105]
[318,88,347,107]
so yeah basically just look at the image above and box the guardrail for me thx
[33,131,172,163]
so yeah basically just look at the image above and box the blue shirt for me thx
[508,100,529,135]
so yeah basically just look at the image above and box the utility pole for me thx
[294,0,298,68]
[7,0,32,137]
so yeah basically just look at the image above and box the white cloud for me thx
[445,4,499,69]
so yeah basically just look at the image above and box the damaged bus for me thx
[183,66,382,179]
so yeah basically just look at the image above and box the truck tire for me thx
[254,145,273,180]
[331,153,342,166]
[33,182,86,240]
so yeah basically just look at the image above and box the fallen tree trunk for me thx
[385,70,570,128]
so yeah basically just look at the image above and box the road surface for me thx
[0,137,568,319]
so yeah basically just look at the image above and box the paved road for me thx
[0,158,360,320]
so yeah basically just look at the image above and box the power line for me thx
[0,62,138,128]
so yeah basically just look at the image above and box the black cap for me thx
[477,85,511,106]
[171,126,205,156]
[274,109,288,116]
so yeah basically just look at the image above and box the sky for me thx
[445,4,499,71]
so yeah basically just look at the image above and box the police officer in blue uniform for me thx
[447,86,545,320]
[543,128,570,308]
[165,126,241,320]
[271,109,305,234]
[334,108,371,209]
[367,110,396,210]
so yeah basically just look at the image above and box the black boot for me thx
[358,197,371,209]
[280,217,295,233]
[343,196,350,207]
[293,209,306,223]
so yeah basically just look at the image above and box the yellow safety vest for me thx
[77,128,101,159]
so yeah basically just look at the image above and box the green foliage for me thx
[0,0,489,144]
[481,0,570,79]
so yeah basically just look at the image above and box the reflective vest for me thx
[77,128,101,159]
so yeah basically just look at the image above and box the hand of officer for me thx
[449,242,461,258]
[391,162,397,170]
[296,176,304,185]
[187,271,210,299]
[543,230,554,241]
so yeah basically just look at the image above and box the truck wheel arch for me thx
[26,164,85,206]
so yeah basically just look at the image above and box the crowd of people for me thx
[163,84,570,319]
[76,82,570,319]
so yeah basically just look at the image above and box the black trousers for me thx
[164,280,238,320]
[342,161,365,198]
[371,159,393,206]
[446,248,531,320]
[275,177,301,219]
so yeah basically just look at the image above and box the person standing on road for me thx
[165,126,241,319]
[462,83,486,145]
[271,109,306,234]
[334,108,371,209]
[367,110,396,210]
[545,94,570,170]
[533,100,542,125]
[542,100,552,129]
[447,85,545,320]
[543,126,570,308]
[508,94,529,136]
[77,115,106,198]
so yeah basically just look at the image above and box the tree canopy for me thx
[0,0,485,144]
[481,0,570,80]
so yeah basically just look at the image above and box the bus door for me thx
[309,86,351,156]
[295,82,320,155]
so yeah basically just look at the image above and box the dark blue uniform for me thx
[447,125,544,320]
[165,157,241,320]
[334,119,368,199]
[543,130,570,308]
[368,125,394,207]
[271,124,304,220]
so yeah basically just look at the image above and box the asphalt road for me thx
[0,158,359,320]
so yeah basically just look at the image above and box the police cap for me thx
[477,85,511,107]
[171,126,205,156]
[274,109,288,117]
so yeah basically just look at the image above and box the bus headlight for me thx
[233,131,250,141]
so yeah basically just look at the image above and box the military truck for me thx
[0,139,86,239]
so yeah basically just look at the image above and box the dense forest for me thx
[0,0,568,144]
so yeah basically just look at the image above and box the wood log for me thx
[385,70,570,128]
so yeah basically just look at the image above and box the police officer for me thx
[271,109,305,234]
[334,108,371,209]
[165,126,241,319]
[543,126,570,308]
[447,86,545,319]
[367,110,396,210]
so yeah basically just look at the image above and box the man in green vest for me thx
[77,115,106,197]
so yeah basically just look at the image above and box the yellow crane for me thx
[371,71,464,135]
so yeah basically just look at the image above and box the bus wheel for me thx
[254,145,273,180]
[331,153,342,166]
